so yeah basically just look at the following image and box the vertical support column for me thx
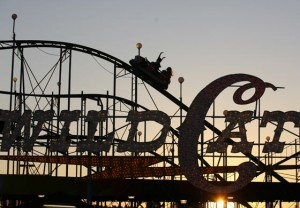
[45,93,54,175]
[19,47,24,113]
[296,138,298,183]
[133,43,142,158]
[133,71,138,158]
[178,77,184,125]
[79,91,86,177]
[106,91,109,157]
[134,43,142,111]
[296,137,299,208]
[55,48,63,177]
[13,77,17,110]
[223,151,227,180]
[67,49,72,110]
[82,91,92,204]
[265,146,273,208]
[9,14,17,112]
[15,46,26,175]
[66,48,72,177]
[213,101,216,168]
[258,99,261,160]
[13,47,24,175]
[131,74,134,109]
[57,48,63,121]
[113,63,117,156]
[135,73,138,110]
[14,46,24,175]
[178,77,184,181]
[98,96,104,172]
[8,14,18,175]
[47,93,54,175]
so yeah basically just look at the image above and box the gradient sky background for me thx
[0,2,300,206]
[1,0,300,112]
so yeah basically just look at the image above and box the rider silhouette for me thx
[160,67,173,84]
[151,52,165,74]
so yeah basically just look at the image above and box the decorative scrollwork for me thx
[178,74,276,193]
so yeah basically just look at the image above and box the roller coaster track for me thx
[0,40,289,186]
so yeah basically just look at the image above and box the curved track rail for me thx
[0,40,292,182]
[1,39,299,207]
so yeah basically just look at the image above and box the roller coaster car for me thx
[129,55,171,90]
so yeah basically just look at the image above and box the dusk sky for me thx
[0,2,300,207]
[1,1,300,112]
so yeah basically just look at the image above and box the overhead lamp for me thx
[178,77,184,84]
[12,14,17,20]
[136,43,142,49]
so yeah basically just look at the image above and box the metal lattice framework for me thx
[0,40,299,208]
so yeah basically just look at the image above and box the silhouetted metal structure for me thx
[0,40,299,208]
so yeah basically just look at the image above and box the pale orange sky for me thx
[0,1,300,207]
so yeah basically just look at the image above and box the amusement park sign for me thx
[0,74,296,193]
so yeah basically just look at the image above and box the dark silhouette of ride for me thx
[129,52,173,89]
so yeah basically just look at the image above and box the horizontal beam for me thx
[0,175,299,202]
